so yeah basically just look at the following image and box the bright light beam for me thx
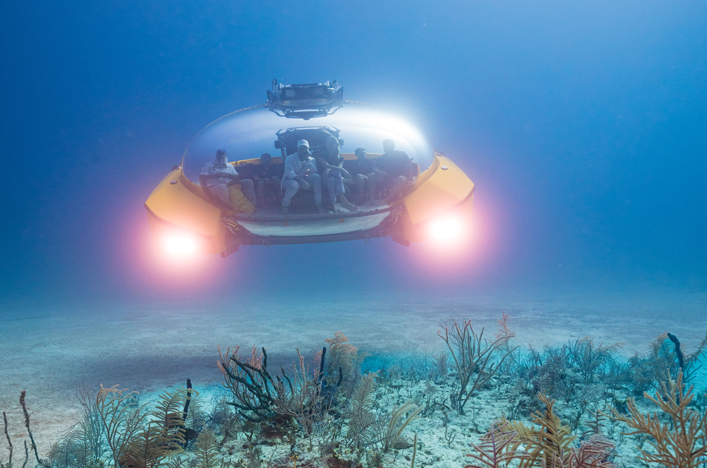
[162,232,200,259]
[428,214,466,247]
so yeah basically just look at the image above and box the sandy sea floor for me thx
[0,289,705,465]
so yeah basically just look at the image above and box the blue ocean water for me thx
[2,0,706,304]
[1,1,706,466]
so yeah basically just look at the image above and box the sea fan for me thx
[194,430,220,468]
[511,393,576,466]
[120,388,190,468]
[344,372,379,449]
[382,401,422,451]
[609,371,707,468]
[465,422,527,468]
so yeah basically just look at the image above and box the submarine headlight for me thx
[162,231,200,258]
[428,213,465,245]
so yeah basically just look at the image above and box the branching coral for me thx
[627,331,707,396]
[1,412,14,468]
[466,394,614,468]
[75,384,108,466]
[343,372,379,449]
[464,422,527,468]
[95,385,149,468]
[510,393,578,466]
[193,430,221,468]
[1,392,47,468]
[609,371,707,468]
[382,401,422,452]
[217,346,279,422]
[340,372,420,455]
[511,394,614,468]
[218,344,335,431]
[20,391,47,467]
[318,332,366,397]
[120,387,191,468]
[438,319,517,414]
[273,349,326,447]
[565,338,622,384]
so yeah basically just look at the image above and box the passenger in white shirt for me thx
[200,149,256,209]
[281,140,324,215]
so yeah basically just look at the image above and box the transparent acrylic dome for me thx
[182,102,434,181]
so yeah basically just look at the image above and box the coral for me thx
[0,392,47,468]
[395,353,435,381]
[627,331,707,395]
[75,383,109,466]
[666,332,706,382]
[608,371,707,468]
[343,372,379,450]
[467,394,614,468]
[1,412,14,468]
[47,430,80,468]
[438,319,517,414]
[95,385,149,468]
[510,393,578,466]
[120,387,191,468]
[342,372,421,457]
[506,338,623,426]
[433,352,449,381]
[206,398,241,441]
[46,384,111,468]
[218,346,279,422]
[381,401,421,452]
[322,333,359,382]
[565,338,622,384]
[20,391,47,467]
[218,344,339,438]
[193,430,221,468]
[120,422,171,468]
[464,422,527,468]
[318,333,367,398]
[272,349,326,447]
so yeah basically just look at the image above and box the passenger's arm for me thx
[283,157,297,180]
[334,157,351,178]
[294,176,310,190]
[316,156,333,170]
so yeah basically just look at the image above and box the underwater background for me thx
[1,1,707,467]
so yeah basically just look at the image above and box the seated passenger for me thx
[199,149,256,210]
[347,147,384,204]
[315,135,357,213]
[250,153,283,207]
[375,139,416,203]
[281,140,324,215]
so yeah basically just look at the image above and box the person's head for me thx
[355,148,367,160]
[296,140,310,159]
[260,153,272,166]
[215,148,228,166]
[383,139,395,153]
[326,135,340,155]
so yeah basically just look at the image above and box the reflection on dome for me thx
[182,103,433,182]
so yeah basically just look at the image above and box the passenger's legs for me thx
[338,193,358,212]
[238,179,257,206]
[256,180,266,206]
[385,176,409,202]
[281,179,300,207]
[352,174,367,201]
[326,174,339,206]
[308,173,323,206]
[209,184,231,207]
[367,172,381,201]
